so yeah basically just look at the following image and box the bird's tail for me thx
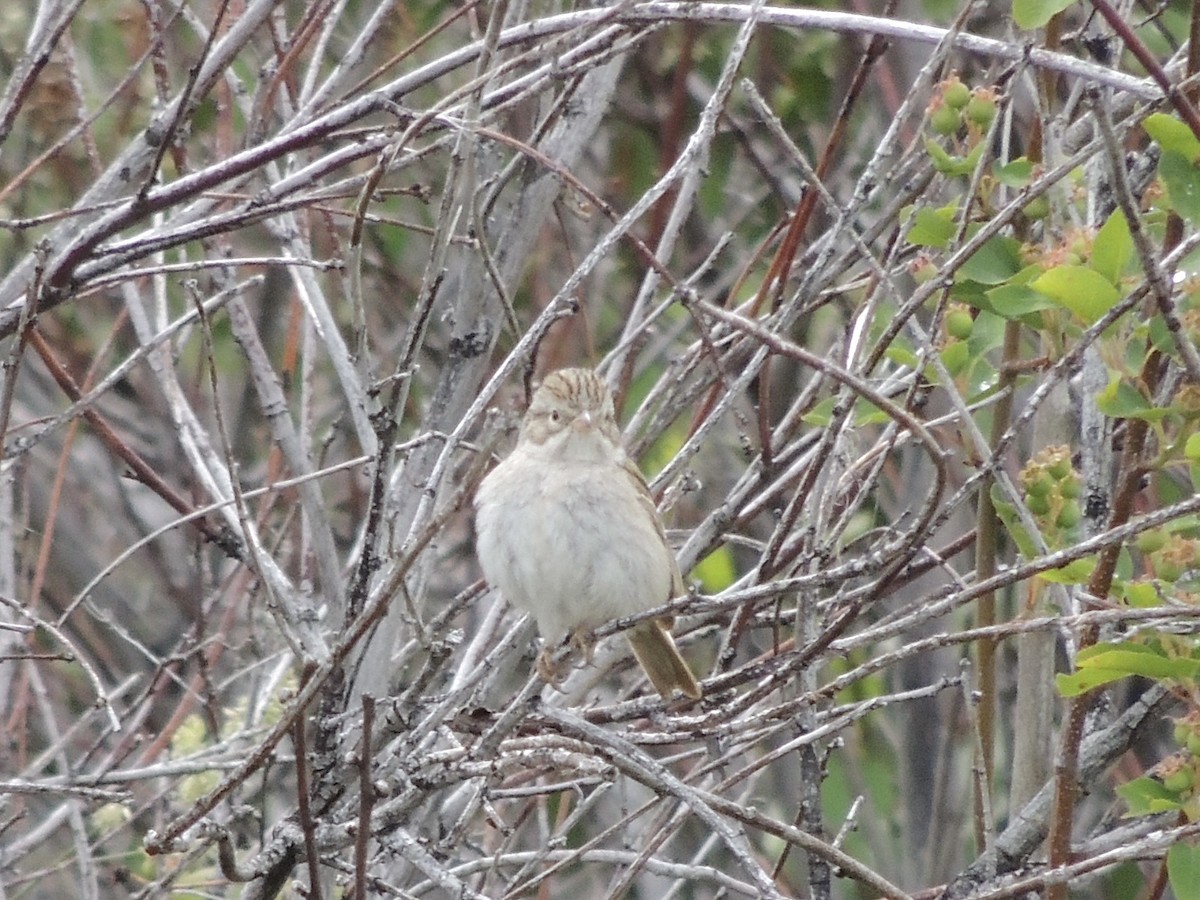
[626,621,702,699]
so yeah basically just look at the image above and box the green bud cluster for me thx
[926,77,998,137]
[1160,753,1197,795]
[1175,712,1200,759]
[1147,534,1200,583]
[1019,445,1082,537]
[1163,711,1200,802]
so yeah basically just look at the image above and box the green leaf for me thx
[1057,668,1127,696]
[1013,0,1077,29]
[885,344,919,369]
[855,401,889,426]
[908,205,956,247]
[1149,313,1176,354]
[1186,433,1200,461]
[1074,641,1149,663]
[1076,643,1200,679]
[1091,650,1200,679]
[1031,265,1120,324]
[1158,151,1200,227]
[1144,112,1200,160]
[1169,842,1200,900]
[1162,514,1200,534]
[994,157,1034,187]
[949,278,986,306]
[924,138,955,171]
[1059,641,1200,694]
[924,137,985,176]
[959,236,1023,285]
[1116,776,1179,816]
[802,396,836,427]
[940,339,970,376]
[1092,209,1133,285]
[982,283,1057,321]
[990,485,1039,558]
[1040,556,1096,584]
[967,310,1006,357]
[1122,581,1161,608]
[1096,379,1171,421]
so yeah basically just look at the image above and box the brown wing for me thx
[621,454,685,622]
[620,453,702,699]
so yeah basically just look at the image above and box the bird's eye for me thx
[548,409,562,424]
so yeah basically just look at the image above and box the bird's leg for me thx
[536,631,595,689]
[569,627,597,664]
[536,646,567,690]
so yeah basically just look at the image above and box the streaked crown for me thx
[520,368,619,446]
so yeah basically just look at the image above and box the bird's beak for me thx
[572,411,594,433]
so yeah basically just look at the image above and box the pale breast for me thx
[475,454,673,644]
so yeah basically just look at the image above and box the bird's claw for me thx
[536,647,567,691]
[569,628,596,663]
[536,630,596,690]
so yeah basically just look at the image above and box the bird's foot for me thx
[569,627,597,664]
[536,647,567,691]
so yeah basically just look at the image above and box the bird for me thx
[474,367,702,699]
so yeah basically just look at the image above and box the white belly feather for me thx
[475,452,671,644]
